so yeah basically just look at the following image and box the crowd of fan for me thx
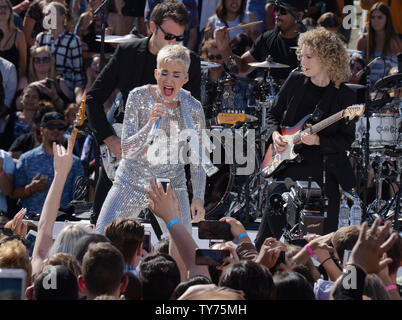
[0,0,401,300]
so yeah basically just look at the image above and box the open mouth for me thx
[163,86,174,97]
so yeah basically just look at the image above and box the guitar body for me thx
[262,114,311,177]
[100,123,123,181]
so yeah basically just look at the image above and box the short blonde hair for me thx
[157,44,191,73]
[297,27,350,88]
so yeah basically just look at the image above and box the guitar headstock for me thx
[74,95,86,128]
[344,104,364,120]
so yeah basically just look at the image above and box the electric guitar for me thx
[71,94,86,146]
[262,104,364,177]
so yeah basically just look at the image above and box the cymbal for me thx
[374,73,402,91]
[96,34,136,43]
[201,60,221,69]
[248,61,290,68]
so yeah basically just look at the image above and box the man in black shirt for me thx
[215,0,309,83]
[86,1,201,225]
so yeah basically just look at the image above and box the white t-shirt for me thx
[208,12,252,40]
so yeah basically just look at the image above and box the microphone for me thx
[284,177,297,192]
[146,117,161,145]
[356,56,382,78]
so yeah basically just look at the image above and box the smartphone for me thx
[156,178,170,193]
[195,249,230,266]
[290,238,308,247]
[0,268,27,300]
[25,230,37,258]
[198,220,233,241]
[143,231,151,252]
[270,251,286,273]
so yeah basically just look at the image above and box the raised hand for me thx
[53,137,73,178]
[348,219,398,274]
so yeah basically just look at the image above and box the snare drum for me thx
[354,114,399,148]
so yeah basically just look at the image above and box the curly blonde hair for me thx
[297,27,350,88]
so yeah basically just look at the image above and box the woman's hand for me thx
[148,103,167,126]
[272,131,288,154]
[145,178,180,224]
[191,198,205,223]
[301,124,320,146]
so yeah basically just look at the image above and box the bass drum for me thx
[187,126,259,220]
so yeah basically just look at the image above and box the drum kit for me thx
[198,56,290,226]
[349,73,402,226]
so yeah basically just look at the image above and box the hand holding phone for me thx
[195,249,230,266]
[143,231,151,253]
[156,178,170,193]
[198,220,233,241]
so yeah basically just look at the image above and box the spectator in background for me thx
[75,0,116,61]
[356,2,402,87]
[145,0,199,51]
[0,55,17,140]
[12,111,83,214]
[0,148,14,216]
[0,84,41,151]
[360,0,402,36]
[28,46,72,112]
[204,0,260,43]
[35,2,85,96]
[23,0,72,47]
[317,11,345,42]
[349,54,367,85]
[47,224,88,257]
[246,0,266,32]
[8,101,54,161]
[264,2,275,31]
[0,0,27,89]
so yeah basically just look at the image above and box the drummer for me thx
[215,0,309,84]
[200,39,230,119]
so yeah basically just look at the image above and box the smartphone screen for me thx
[156,178,170,193]
[195,249,230,266]
[198,220,233,241]
[143,231,151,252]
[0,269,26,300]
[25,231,37,258]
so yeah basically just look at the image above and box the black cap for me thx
[34,265,79,300]
[40,112,67,127]
[277,0,309,11]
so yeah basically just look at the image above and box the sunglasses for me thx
[208,54,222,60]
[273,5,288,15]
[33,56,51,64]
[157,24,185,42]
[45,123,66,131]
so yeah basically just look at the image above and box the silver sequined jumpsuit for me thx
[95,85,206,235]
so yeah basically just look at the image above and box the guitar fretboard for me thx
[293,110,344,144]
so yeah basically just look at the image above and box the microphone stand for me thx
[92,0,112,184]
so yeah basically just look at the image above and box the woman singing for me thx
[95,45,207,274]
[265,27,356,237]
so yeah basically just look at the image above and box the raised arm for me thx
[31,138,73,276]
[145,178,210,279]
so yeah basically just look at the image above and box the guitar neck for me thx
[71,128,79,146]
[293,110,344,144]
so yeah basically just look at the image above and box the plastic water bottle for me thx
[350,196,362,226]
[338,199,350,229]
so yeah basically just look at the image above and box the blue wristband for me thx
[236,232,248,244]
[166,217,180,230]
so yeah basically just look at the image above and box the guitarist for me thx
[265,27,357,236]
[86,1,201,226]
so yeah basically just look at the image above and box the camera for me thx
[266,178,327,238]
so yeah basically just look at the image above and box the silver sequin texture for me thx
[95,85,207,235]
